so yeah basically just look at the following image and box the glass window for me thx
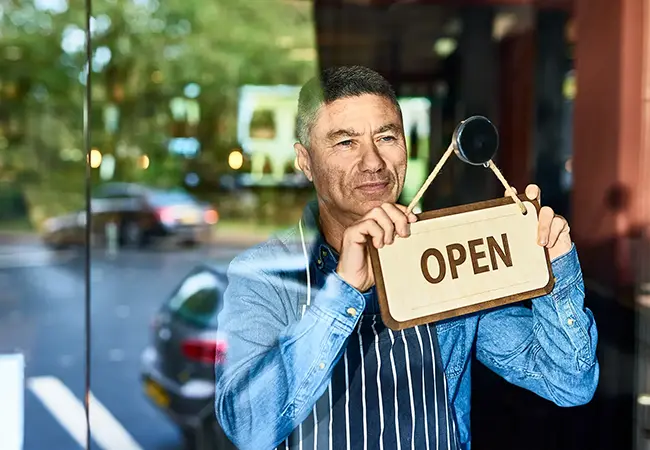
[4,1,629,449]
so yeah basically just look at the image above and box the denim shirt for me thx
[214,203,600,450]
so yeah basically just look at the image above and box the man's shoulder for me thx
[223,225,308,320]
[227,224,305,272]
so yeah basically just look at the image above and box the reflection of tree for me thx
[0,0,316,221]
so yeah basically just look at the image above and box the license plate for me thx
[180,212,199,224]
[144,378,170,408]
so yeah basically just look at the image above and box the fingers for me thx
[345,203,417,249]
[547,215,569,248]
[367,207,396,245]
[346,219,385,248]
[525,184,541,202]
[393,204,418,224]
[381,204,414,238]
[503,185,542,203]
[537,206,555,246]
[503,186,518,197]
[504,186,567,252]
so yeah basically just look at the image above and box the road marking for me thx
[0,354,24,450]
[87,389,143,450]
[27,376,143,450]
[27,377,86,448]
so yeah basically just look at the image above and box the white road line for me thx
[87,390,143,450]
[27,376,143,450]
[0,354,24,450]
[27,377,87,448]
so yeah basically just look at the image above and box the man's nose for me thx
[359,143,386,173]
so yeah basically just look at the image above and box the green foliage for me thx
[0,0,316,203]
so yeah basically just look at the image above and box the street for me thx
[0,236,635,450]
[0,239,248,450]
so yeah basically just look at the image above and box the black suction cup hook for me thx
[407,115,521,215]
[452,116,499,166]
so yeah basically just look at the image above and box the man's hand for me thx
[507,184,572,261]
[337,203,418,292]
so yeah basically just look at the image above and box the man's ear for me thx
[294,142,313,182]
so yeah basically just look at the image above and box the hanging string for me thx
[405,145,527,216]
[486,160,527,214]
[406,143,455,215]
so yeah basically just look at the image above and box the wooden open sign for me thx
[368,194,555,330]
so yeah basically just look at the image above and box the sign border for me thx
[368,193,555,330]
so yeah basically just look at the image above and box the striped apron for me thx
[279,290,460,450]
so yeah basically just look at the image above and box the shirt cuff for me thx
[550,244,582,293]
[309,272,366,333]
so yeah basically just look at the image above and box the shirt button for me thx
[346,307,358,317]
[319,362,325,370]
[567,318,575,326]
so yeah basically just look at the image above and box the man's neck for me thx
[317,200,357,254]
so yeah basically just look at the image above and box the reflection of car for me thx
[41,211,87,249]
[140,264,235,450]
[41,183,219,249]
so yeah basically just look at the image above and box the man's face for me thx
[295,94,407,222]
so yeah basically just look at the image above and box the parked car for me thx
[41,183,219,249]
[140,263,236,450]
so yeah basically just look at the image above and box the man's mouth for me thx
[356,181,390,193]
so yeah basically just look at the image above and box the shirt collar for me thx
[299,201,380,314]
[300,200,339,273]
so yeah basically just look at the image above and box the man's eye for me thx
[337,140,353,147]
[380,135,396,142]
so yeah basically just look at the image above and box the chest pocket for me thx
[434,319,466,378]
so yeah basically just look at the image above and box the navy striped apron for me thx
[279,290,460,450]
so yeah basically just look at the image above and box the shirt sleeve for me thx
[214,256,365,450]
[475,244,599,406]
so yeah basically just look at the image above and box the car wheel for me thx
[181,428,199,450]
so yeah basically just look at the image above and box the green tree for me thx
[0,0,316,223]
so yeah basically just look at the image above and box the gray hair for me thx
[296,65,402,149]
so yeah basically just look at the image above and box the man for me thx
[215,66,599,450]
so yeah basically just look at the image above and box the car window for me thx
[95,183,149,199]
[167,270,223,328]
[148,190,197,206]
[94,185,133,199]
[103,193,135,199]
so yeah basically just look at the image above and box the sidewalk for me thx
[0,229,271,249]
[211,229,271,248]
[0,232,39,246]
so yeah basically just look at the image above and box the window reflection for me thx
[0,0,632,449]
[166,270,224,328]
[84,0,319,448]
